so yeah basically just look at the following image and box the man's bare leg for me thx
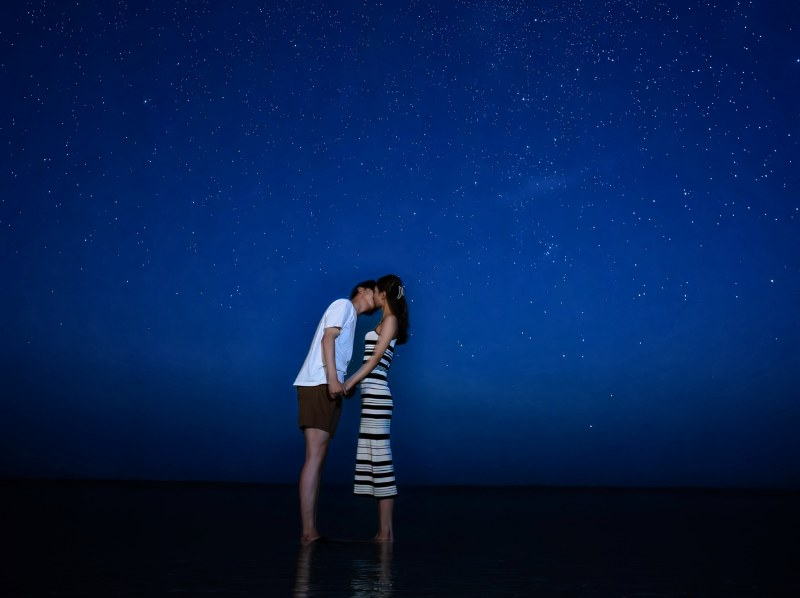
[375,498,394,542]
[299,427,331,543]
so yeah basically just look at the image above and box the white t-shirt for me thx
[293,298,357,386]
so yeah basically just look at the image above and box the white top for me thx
[294,298,357,386]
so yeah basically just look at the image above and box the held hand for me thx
[327,379,345,399]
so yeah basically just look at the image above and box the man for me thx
[294,280,377,544]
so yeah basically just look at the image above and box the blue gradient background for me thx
[2,0,799,487]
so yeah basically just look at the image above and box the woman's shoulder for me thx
[373,314,398,337]
[379,314,398,332]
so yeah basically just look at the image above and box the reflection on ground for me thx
[294,539,394,597]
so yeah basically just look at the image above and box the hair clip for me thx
[396,285,404,299]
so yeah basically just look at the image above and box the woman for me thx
[344,274,410,542]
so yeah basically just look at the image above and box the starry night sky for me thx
[2,1,799,488]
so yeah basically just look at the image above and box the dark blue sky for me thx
[2,0,799,487]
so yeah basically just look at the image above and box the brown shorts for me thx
[297,384,342,437]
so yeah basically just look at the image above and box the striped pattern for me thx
[354,330,398,499]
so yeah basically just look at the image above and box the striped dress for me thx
[354,329,398,499]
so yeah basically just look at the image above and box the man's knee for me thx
[305,428,331,456]
[305,427,331,444]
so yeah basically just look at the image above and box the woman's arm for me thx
[344,316,398,394]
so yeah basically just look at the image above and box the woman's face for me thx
[374,288,387,308]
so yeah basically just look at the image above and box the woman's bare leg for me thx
[375,498,394,541]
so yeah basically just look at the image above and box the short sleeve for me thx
[321,299,349,329]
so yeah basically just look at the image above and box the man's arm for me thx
[321,327,345,399]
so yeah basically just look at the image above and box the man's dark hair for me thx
[350,280,377,299]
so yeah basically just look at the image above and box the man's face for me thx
[361,287,376,311]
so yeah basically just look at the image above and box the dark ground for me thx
[2,480,798,596]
